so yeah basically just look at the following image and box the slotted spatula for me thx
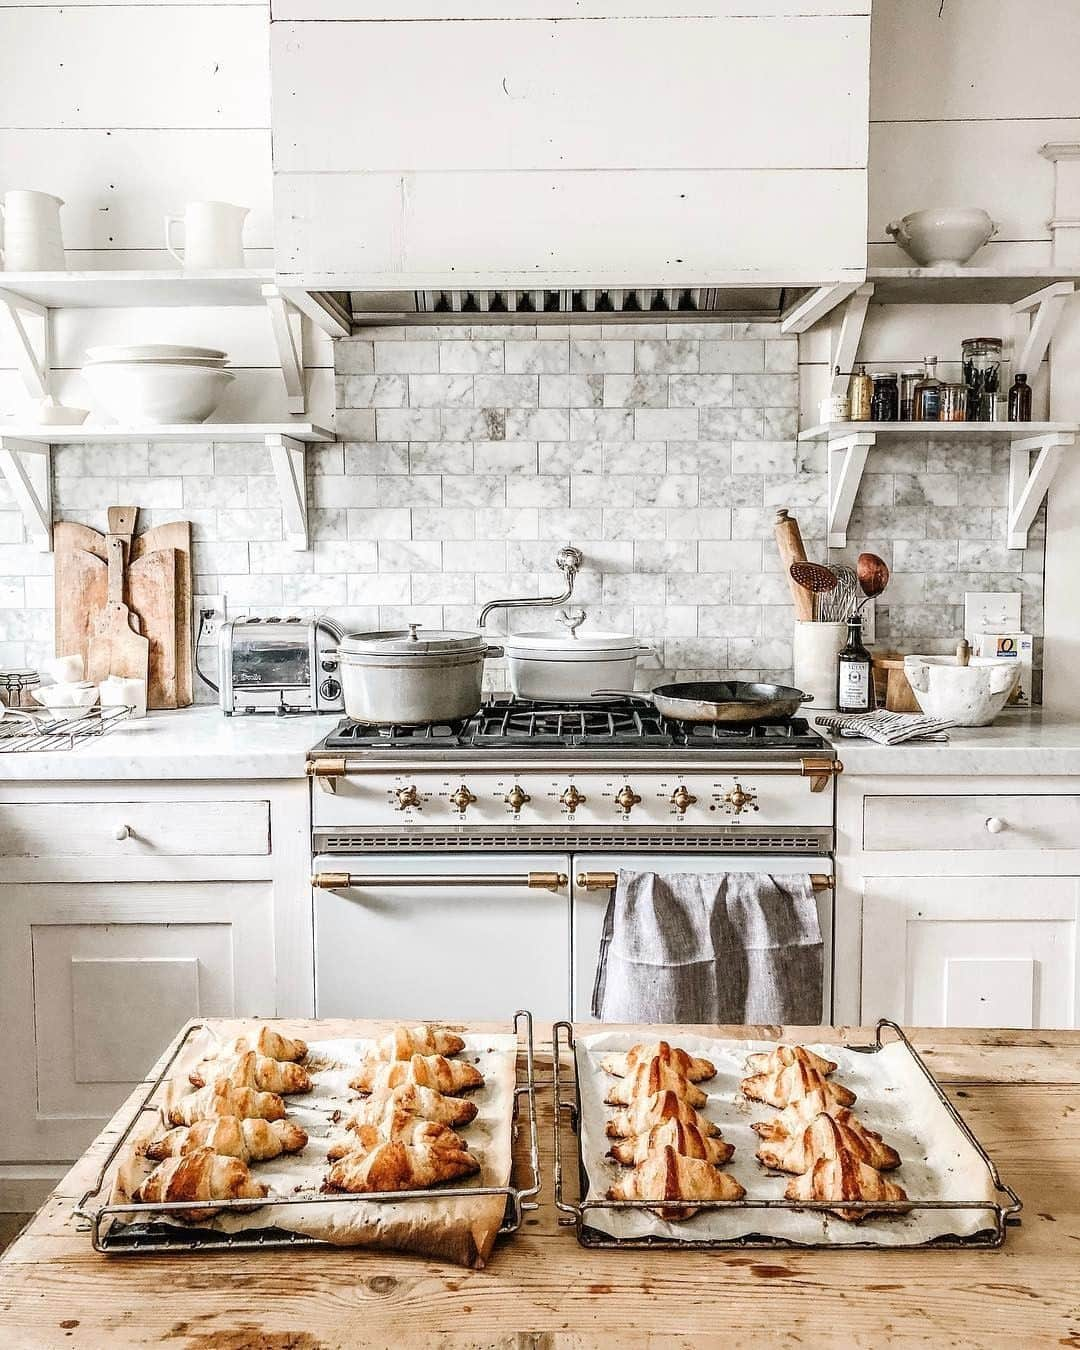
[86,506,150,687]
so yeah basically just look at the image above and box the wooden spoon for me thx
[856,552,890,611]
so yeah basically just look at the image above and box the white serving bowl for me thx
[31,683,99,719]
[82,360,234,425]
[86,343,226,363]
[885,207,997,266]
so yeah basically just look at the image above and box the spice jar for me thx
[870,372,899,422]
[899,369,922,421]
[940,382,970,422]
[849,365,873,421]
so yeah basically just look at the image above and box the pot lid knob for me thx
[407,623,421,642]
[556,607,587,638]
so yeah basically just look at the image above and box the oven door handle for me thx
[312,870,568,892]
[575,871,834,892]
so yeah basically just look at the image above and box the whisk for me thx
[819,565,859,622]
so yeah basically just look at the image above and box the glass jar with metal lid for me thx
[870,372,899,422]
[962,337,1003,420]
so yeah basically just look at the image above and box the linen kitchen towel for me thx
[591,870,824,1024]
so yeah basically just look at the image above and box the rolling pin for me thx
[774,508,814,621]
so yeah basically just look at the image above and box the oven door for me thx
[313,852,571,1021]
[571,853,833,1022]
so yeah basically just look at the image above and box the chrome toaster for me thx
[218,615,344,715]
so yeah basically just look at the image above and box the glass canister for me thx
[0,670,40,709]
[940,382,970,422]
[962,337,1003,420]
[870,372,899,421]
[899,369,922,421]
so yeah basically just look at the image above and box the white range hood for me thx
[271,2,871,312]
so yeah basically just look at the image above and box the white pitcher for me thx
[164,201,249,269]
[0,190,66,271]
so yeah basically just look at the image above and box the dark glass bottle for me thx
[837,615,874,713]
[1008,373,1032,422]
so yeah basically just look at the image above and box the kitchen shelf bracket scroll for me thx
[267,432,309,551]
[826,430,874,548]
[263,284,308,415]
[1007,430,1075,548]
[0,436,52,550]
[0,288,51,401]
[829,283,875,397]
[1010,281,1076,380]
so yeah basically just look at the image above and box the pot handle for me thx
[591,689,651,701]
[164,214,185,265]
[989,663,1017,694]
[799,691,814,703]
[483,644,504,659]
[635,644,658,661]
[885,219,908,244]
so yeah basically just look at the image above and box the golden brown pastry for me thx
[606,1145,746,1221]
[740,1058,855,1111]
[372,1024,466,1061]
[167,1081,286,1127]
[600,1040,717,1084]
[606,1090,721,1141]
[755,1110,900,1175]
[327,1114,464,1163]
[608,1117,735,1168]
[133,1146,268,1221]
[223,1027,308,1063]
[349,1053,483,1097]
[188,1050,312,1095]
[785,1150,909,1223]
[749,1087,836,1139]
[346,1082,479,1129]
[323,1141,480,1194]
[146,1116,308,1164]
[604,1057,708,1110]
[744,1044,837,1079]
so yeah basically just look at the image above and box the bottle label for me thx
[838,662,870,710]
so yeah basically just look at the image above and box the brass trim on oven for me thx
[311,870,568,892]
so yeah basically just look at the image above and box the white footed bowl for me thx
[82,361,234,425]
[886,207,997,267]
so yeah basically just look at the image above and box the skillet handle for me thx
[590,689,650,700]
[800,692,815,703]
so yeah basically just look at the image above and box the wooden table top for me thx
[2,1021,1079,1349]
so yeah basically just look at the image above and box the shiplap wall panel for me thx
[272,1,869,16]
[273,17,868,174]
[0,7,267,128]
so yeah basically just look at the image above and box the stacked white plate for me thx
[82,344,235,424]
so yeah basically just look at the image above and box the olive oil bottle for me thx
[837,615,874,713]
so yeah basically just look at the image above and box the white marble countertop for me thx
[0,707,339,781]
[820,711,1080,777]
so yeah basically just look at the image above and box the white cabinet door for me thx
[862,876,1080,1029]
[314,853,571,1022]
[0,881,276,1161]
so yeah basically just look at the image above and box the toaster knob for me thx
[320,677,341,701]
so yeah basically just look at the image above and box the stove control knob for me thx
[505,785,531,813]
[615,785,642,814]
[670,785,698,815]
[723,783,758,815]
[560,784,587,814]
[449,784,477,814]
[395,785,422,810]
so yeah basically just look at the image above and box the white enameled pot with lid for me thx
[503,626,655,700]
[337,624,502,725]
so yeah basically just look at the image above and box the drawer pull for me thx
[113,823,132,841]
[985,816,1007,834]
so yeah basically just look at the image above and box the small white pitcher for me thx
[0,190,66,271]
[165,201,249,269]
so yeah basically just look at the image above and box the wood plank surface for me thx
[2,1022,1079,1348]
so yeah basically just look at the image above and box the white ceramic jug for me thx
[164,201,249,269]
[0,191,66,271]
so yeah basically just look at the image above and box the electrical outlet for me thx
[861,598,876,643]
[194,594,226,644]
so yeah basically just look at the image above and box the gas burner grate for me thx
[677,716,824,749]
[472,699,672,748]
[323,716,472,750]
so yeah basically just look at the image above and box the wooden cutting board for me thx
[129,547,181,709]
[86,509,150,687]
[131,521,192,707]
[54,522,108,663]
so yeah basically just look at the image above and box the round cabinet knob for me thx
[395,785,422,810]
[614,785,642,814]
[560,784,587,814]
[504,784,531,814]
[723,783,758,815]
[985,816,1006,834]
[113,823,132,841]
[449,784,477,814]
[670,786,698,815]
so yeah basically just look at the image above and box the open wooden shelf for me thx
[866,267,1080,306]
[0,422,333,445]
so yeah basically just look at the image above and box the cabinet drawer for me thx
[864,795,1080,852]
[0,799,270,857]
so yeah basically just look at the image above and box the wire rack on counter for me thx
[0,705,130,753]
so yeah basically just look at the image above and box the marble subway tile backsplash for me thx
[0,323,1045,699]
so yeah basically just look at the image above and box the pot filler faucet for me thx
[478,545,584,630]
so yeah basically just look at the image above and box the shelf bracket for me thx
[1010,281,1075,379]
[0,437,52,551]
[263,284,307,415]
[1007,430,1075,548]
[826,431,874,548]
[829,283,875,397]
[266,433,308,551]
[0,288,51,401]
[781,282,860,335]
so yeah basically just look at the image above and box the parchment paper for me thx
[576,1029,1003,1247]
[107,1023,519,1268]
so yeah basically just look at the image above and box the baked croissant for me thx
[604,1058,708,1109]
[323,1141,480,1195]
[223,1027,308,1063]
[755,1109,900,1175]
[373,1024,466,1061]
[744,1045,837,1079]
[147,1115,308,1164]
[601,1040,716,1084]
[349,1053,484,1097]
[328,1114,464,1163]
[134,1146,268,1221]
[168,1081,286,1127]
[740,1059,856,1111]
[189,1050,312,1095]
[785,1150,910,1223]
[750,1087,838,1139]
[606,1090,721,1141]
[346,1082,479,1129]
[607,1145,746,1221]
[608,1118,735,1168]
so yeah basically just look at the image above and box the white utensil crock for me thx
[792,621,847,711]
[903,655,1019,726]
[0,191,65,271]
[165,201,249,269]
